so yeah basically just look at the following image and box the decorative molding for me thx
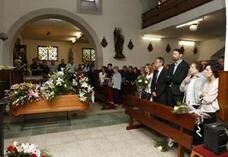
[128,40,134,50]
[147,42,153,52]
[165,43,171,53]
[100,36,108,48]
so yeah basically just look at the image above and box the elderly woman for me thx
[180,62,206,110]
[198,64,220,120]
[193,63,220,145]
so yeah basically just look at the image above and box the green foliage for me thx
[172,101,189,114]
[134,75,149,90]
[154,140,170,152]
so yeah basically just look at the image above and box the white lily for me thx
[56,78,63,86]
[21,143,37,154]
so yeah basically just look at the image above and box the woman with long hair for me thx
[141,64,154,100]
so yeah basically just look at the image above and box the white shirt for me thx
[173,59,183,74]
[199,78,219,113]
[99,72,106,85]
[144,73,153,94]
[156,66,163,82]
[112,72,122,90]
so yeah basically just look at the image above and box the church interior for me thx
[0,0,228,157]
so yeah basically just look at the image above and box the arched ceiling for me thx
[20,19,88,43]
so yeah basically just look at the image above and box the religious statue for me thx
[113,28,125,59]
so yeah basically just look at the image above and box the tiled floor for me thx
[4,102,187,157]
[4,102,126,139]
[5,123,181,157]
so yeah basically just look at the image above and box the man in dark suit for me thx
[151,57,168,105]
[167,49,189,107]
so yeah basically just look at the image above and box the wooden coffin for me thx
[10,94,89,116]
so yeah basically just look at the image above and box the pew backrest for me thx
[125,95,197,151]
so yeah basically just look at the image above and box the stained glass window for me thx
[38,46,58,61]
[82,48,96,62]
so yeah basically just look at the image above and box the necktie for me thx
[173,63,178,75]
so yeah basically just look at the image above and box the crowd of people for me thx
[98,48,224,145]
[27,50,225,145]
[29,57,95,78]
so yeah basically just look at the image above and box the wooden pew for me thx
[125,96,197,157]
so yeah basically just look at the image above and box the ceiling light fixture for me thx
[176,17,204,29]
[189,24,198,32]
[179,40,195,46]
[71,38,77,43]
[142,35,161,41]
[75,32,82,39]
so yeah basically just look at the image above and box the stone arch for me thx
[3,8,103,68]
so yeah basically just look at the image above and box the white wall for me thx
[0,0,4,64]
[198,38,225,61]
[139,38,201,65]
[0,0,226,68]
[0,0,161,68]
[22,39,94,66]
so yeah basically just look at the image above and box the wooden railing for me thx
[142,0,213,29]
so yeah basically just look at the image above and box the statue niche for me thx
[113,28,125,59]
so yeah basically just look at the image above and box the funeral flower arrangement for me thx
[6,68,93,106]
[172,101,189,114]
[41,69,93,102]
[72,72,94,102]
[41,69,75,100]
[5,83,40,106]
[6,141,51,157]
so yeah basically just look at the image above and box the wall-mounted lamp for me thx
[179,40,195,46]
[142,35,161,41]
